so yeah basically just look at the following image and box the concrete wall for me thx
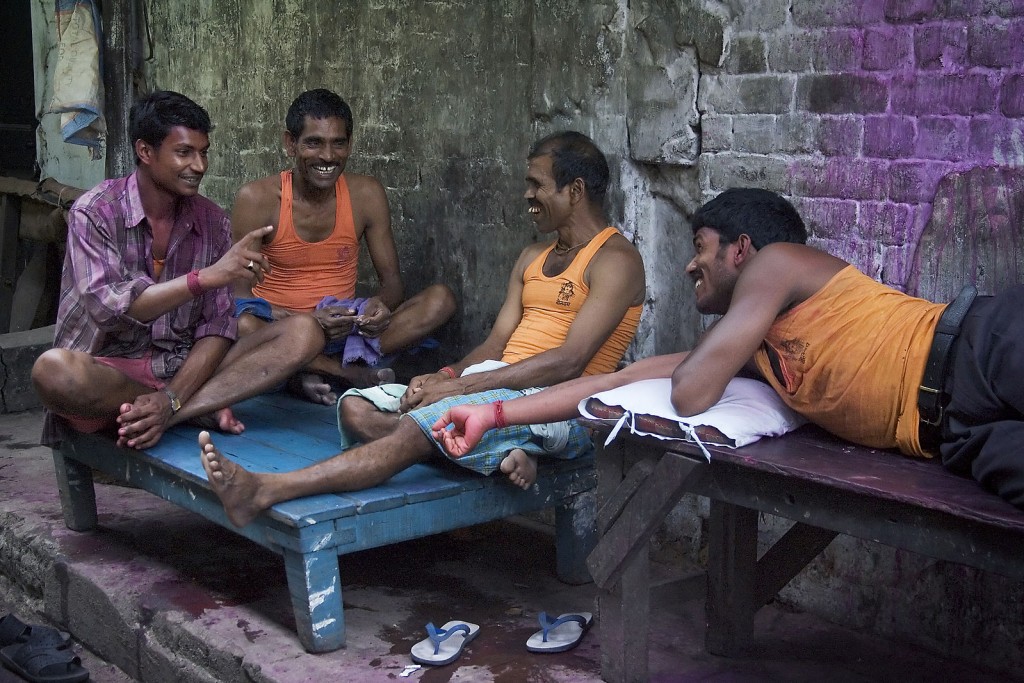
[29,0,1024,674]
[141,0,702,360]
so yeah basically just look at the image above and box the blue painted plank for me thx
[333,466,596,552]
[146,426,361,525]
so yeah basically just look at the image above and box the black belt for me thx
[918,284,977,443]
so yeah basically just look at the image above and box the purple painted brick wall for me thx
[699,0,1024,288]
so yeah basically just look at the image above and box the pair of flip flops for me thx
[410,611,593,666]
[0,614,88,683]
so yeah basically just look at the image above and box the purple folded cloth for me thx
[316,296,384,366]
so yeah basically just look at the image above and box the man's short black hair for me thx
[286,89,354,138]
[528,131,610,205]
[129,91,212,164]
[692,188,807,249]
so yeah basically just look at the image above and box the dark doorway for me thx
[0,1,38,179]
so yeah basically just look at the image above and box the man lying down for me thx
[432,187,1024,511]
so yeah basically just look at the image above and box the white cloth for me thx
[578,377,806,460]
[50,0,106,158]
[336,359,570,452]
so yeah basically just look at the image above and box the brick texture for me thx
[697,1,1023,289]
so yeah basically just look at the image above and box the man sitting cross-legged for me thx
[231,89,456,404]
[32,91,328,450]
[431,187,1024,512]
[199,130,647,527]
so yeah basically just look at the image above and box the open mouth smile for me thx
[312,164,339,176]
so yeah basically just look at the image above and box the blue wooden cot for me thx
[50,392,597,652]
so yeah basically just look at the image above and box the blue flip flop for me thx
[410,620,480,666]
[526,611,593,653]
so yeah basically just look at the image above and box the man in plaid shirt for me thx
[33,91,326,449]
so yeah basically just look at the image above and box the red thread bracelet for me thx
[438,366,456,379]
[186,270,204,297]
[494,400,508,429]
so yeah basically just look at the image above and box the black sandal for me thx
[0,615,71,650]
[0,640,89,683]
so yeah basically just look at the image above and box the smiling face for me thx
[136,126,209,198]
[687,227,742,315]
[285,115,351,192]
[523,153,573,234]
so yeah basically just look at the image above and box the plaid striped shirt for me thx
[54,172,237,377]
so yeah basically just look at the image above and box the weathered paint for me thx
[24,0,1024,671]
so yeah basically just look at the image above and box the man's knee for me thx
[422,284,457,324]
[339,394,375,430]
[32,349,85,404]
[273,314,327,359]
[236,312,267,337]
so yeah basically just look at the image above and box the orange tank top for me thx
[501,227,642,376]
[753,265,944,456]
[251,171,359,311]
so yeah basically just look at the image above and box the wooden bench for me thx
[583,420,1024,683]
[50,392,597,653]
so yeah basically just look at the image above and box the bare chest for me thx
[288,196,364,244]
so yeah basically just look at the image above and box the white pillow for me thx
[577,377,806,460]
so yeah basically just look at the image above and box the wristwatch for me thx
[162,387,182,414]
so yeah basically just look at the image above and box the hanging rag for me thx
[50,0,106,159]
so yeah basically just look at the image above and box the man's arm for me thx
[230,180,281,306]
[669,245,840,416]
[353,175,404,311]
[456,236,646,392]
[407,236,646,408]
[126,227,270,322]
[432,352,688,457]
[399,246,535,410]
[116,335,233,449]
[68,206,268,329]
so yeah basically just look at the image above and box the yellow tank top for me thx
[753,266,944,456]
[501,227,642,376]
[252,171,359,311]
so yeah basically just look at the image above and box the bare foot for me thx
[500,449,538,490]
[215,407,245,434]
[189,407,246,434]
[288,372,337,405]
[338,365,396,389]
[198,430,264,527]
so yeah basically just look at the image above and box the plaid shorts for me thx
[405,388,593,475]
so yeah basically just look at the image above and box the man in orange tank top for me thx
[432,188,1024,510]
[231,90,456,404]
[196,132,648,527]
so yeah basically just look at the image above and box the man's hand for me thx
[356,297,391,338]
[313,305,360,341]
[204,225,273,290]
[115,390,173,449]
[400,372,464,412]
[431,404,496,457]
